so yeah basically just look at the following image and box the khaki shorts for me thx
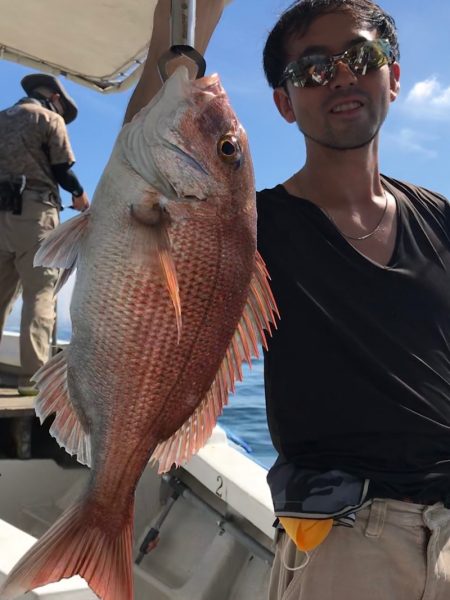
[269,498,450,600]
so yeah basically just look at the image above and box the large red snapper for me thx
[0,66,278,600]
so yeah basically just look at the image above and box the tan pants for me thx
[0,191,59,379]
[269,498,450,600]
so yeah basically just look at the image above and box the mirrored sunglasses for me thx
[279,39,395,88]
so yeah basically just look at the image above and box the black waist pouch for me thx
[267,455,370,520]
[0,176,26,214]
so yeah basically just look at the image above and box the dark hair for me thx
[263,0,400,88]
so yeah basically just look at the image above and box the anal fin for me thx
[33,349,92,467]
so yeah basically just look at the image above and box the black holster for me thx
[0,176,26,215]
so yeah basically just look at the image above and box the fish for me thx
[0,66,278,600]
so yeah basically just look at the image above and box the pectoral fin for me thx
[34,209,90,292]
[130,192,182,340]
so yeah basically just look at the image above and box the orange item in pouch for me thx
[279,517,333,551]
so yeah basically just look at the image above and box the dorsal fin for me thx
[150,251,279,473]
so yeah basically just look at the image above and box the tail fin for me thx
[0,498,134,600]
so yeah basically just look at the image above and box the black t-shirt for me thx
[257,176,450,503]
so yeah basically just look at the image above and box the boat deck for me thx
[0,388,35,459]
[0,386,83,466]
[0,389,35,418]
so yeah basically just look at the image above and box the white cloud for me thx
[404,76,450,121]
[385,128,438,159]
[408,79,437,102]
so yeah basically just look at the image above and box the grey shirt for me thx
[0,99,75,203]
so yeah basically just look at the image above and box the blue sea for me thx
[219,357,276,469]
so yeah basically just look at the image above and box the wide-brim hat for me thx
[21,73,78,124]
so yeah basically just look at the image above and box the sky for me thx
[3,0,450,333]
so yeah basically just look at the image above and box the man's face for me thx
[50,93,65,119]
[274,10,400,151]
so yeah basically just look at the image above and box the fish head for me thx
[120,66,254,218]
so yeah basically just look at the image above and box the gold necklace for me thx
[319,188,389,241]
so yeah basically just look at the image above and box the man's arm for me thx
[45,114,90,211]
[123,0,227,124]
[51,163,90,211]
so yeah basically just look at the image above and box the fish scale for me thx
[0,67,279,600]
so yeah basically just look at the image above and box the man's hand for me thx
[72,191,90,212]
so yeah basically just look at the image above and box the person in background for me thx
[0,73,89,396]
[125,1,450,598]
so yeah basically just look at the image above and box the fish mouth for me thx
[191,73,228,104]
[192,73,222,92]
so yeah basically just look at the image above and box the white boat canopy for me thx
[0,0,159,93]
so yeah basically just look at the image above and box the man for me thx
[258,2,450,598]
[0,73,89,396]
[125,1,450,598]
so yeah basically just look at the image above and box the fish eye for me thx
[217,134,242,164]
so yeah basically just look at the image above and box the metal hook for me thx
[157,0,206,82]
[157,46,206,82]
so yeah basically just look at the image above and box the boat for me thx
[0,331,275,599]
[0,2,275,597]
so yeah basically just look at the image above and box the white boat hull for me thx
[0,332,275,599]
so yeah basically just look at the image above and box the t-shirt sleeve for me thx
[46,114,76,166]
